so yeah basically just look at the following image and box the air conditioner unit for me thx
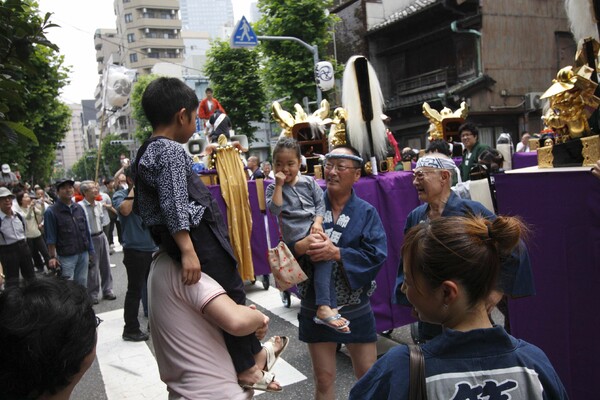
[525,92,543,111]
[174,29,178,34]
[171,9,175,14]
[145,28,150,33]
[147,48,152,53]
[142,8,147,13]
[175,48,180,54]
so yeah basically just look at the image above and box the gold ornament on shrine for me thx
[537,37,600,167]
[422,101,469,142]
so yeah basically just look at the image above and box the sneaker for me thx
[122,331,149,342]
[103,292,117,300]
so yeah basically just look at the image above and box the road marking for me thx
[96,310,165,399]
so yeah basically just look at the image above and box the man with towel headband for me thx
[394,154,535,342]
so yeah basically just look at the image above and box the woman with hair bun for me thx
[351,215,567,400]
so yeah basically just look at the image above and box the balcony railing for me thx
[395,67,457,97]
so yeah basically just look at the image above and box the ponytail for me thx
[402,214,527,306]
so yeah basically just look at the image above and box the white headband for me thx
[416,156,462,183]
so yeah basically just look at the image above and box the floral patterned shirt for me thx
[135,137,205,234]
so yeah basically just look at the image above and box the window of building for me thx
[124,13,133,23]
[129,53,138,63]
[127,33,135,43]
[123,0,130,3]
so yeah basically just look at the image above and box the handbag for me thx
[408,344,427,400]
[267,240,308,291]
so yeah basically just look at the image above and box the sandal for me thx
[240,370,282,392]
[313,314,351,334]
[263,336,290,372]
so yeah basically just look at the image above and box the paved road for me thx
[71,241,413,400]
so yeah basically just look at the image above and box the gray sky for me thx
[37,0,252,104]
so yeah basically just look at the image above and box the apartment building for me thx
[115,0,184,74]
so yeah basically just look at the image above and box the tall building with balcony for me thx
[56,104,86,172]
[115,0,185,75]
[180,0,234,39]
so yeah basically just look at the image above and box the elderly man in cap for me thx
[44,179,94,287]
[394,153,534,342]
[79,181,115,304]
[0,187,35,287]
[0,164,18,188]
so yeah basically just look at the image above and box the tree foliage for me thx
[0,0,71,185]
[0,0,58,142]
[204,40,266,139]
[255,0,338,109]
[70,150,98,181]
[101,133,129,176]
[130,74,158,143]
[71,134,128,181]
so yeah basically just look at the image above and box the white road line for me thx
[246,284,302,327]
[96,310,165,399]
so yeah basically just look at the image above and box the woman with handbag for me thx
[291,145,388,400]
[350,215,567,399]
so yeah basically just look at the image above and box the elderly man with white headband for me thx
[394,153,534,343]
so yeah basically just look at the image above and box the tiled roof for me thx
[369,0,438,32]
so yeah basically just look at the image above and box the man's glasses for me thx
[95,316,103,328]
[324,163,358,172]
[412,170,439,180]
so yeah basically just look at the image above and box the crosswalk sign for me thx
[231,16,258,48]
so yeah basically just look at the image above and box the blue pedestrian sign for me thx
[231,16,258,48]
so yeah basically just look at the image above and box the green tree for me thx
[101,134,129,176]
[0,0,71,185]
[18,46,71,184]
[255,0,338,108]
[0,0,58,143]
[70,150,98,181]
[130,74,158,142]
[204,40,266,139]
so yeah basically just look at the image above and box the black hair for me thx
[478,149,504,173]
[141,77,199,129]
[402,215,526,307]
[205,87,213,93]
[458,122,479,139]
[425,140,451,156]
[15,190,27,206]
[0,278,97,399]
[272,137,301,162]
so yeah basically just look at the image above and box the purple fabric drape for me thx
[495,170,600,399]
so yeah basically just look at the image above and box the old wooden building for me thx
[334,0,575,149]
